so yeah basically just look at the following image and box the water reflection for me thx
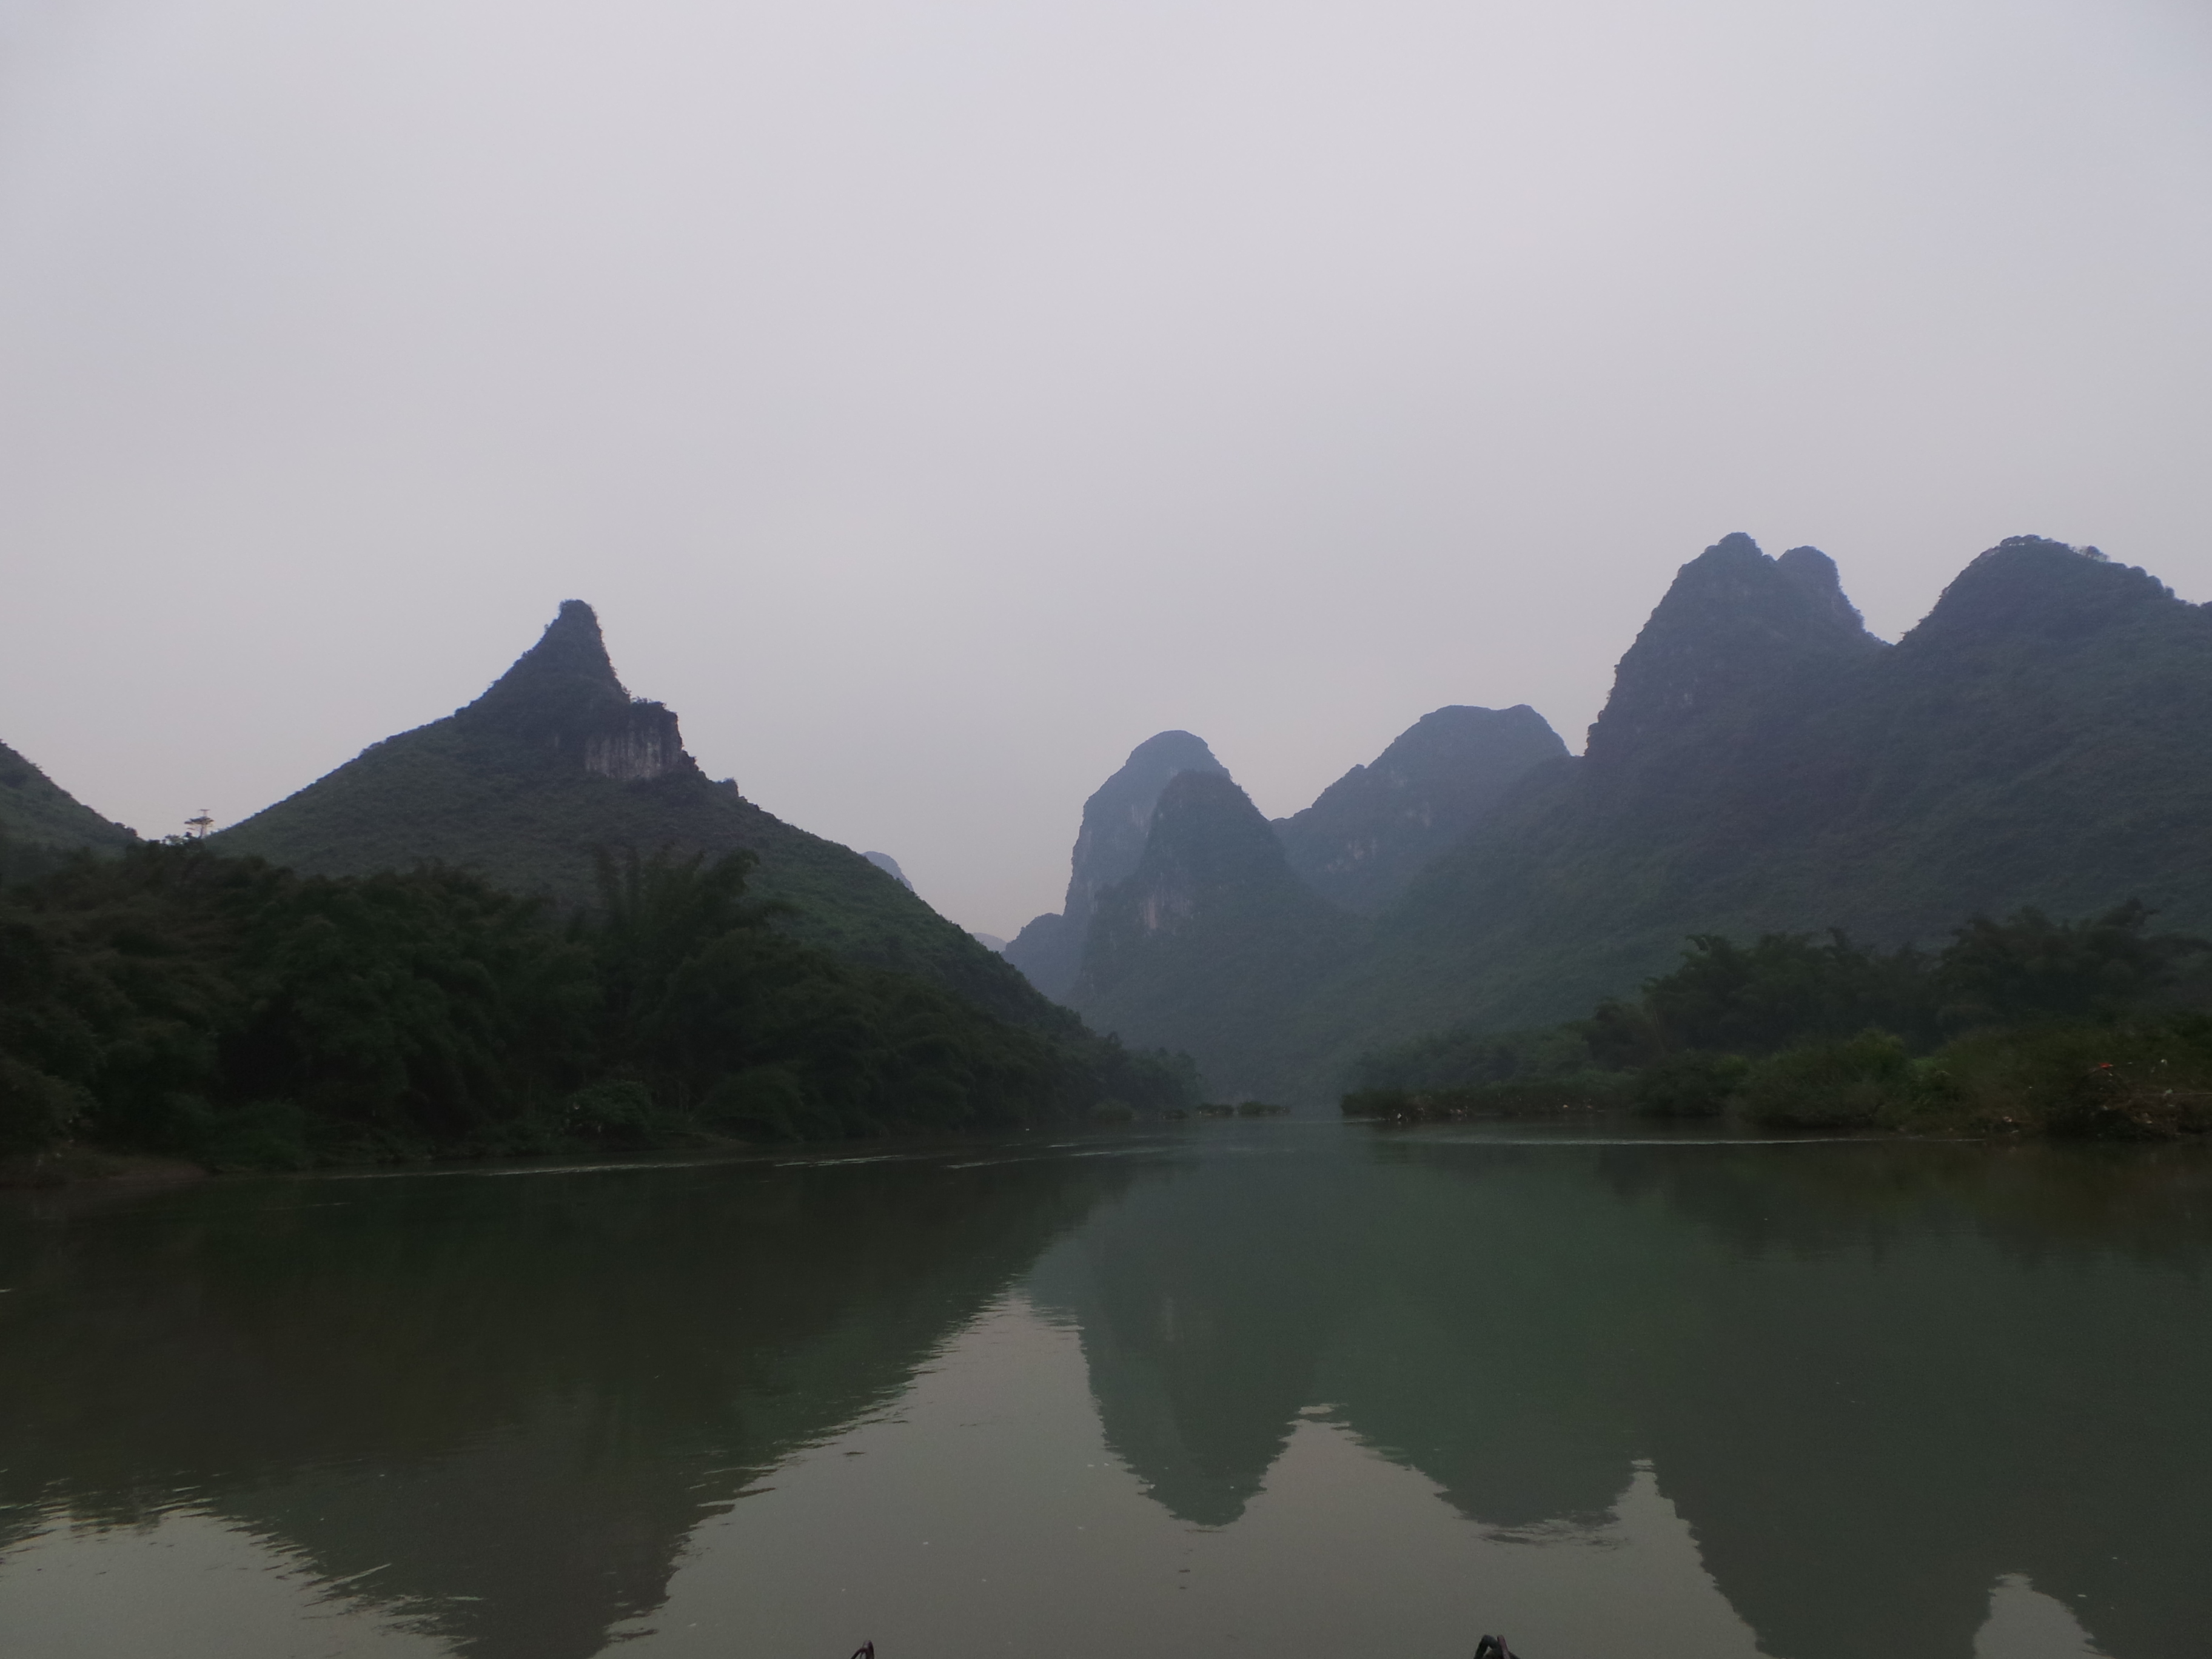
[1034,1131,2211,1659]
[2,1127,2208,1659]
[0,1144,1145,1658]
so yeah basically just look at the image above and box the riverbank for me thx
[0,1149,210,1190]
[1342,1024,2212,1142]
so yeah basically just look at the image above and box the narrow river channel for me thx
[3,1122,2207,1659]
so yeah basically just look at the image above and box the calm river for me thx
[2,1122,2207,1659]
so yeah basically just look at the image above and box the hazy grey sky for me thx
[4,0,2208,935]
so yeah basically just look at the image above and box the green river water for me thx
[1,1122,2207,1659]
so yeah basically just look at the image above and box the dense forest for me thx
[1347,902,2212,1138]
[0,838,1191,1171]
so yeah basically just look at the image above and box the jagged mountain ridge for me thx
[1002,731,1228,999]
[215,602,1053,1026]
[1059,534,2212,1101]
[1364,534,2212,1046]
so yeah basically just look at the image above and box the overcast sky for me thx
[3,0,2208,936]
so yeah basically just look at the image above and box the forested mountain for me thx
[215,600,1044,1025]
[1273,704,1566,913]
[1056,534,2212,1101]
[1002,731,1227,999]
[0,738,135,882]
[1362,534,2212,1047]
[1069,771,1366,1100]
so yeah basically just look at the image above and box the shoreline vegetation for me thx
[0,839,1194,1178]
[1344,903,2212,1141]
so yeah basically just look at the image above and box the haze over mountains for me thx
[7,531,2208,1111]
[1007,534,2212,1102]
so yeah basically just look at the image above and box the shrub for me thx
[0,1054,89,1158]
[1923,1018,2212,1139]
[564,1080,659,1146]
[1631,1051,1748,1118]
[1738,1031,1915,1129]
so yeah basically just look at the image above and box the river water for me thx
[2,1122,2207,1659]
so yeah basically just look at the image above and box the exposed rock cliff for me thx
[1275,705,1567,913]
[1004,731,1228,1000]
[458,599,695,782]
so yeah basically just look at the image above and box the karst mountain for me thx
[1015,534,2212,1101]
[214,600,1048,1024]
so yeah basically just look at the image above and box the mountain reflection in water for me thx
[1,1126,2207,1659]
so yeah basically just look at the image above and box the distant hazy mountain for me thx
[1002,731,1227,999]
[1069,771,1367,1101]
[1017,705,1566,1091]
[216,601,1049,1025]
[0,738,135,879]
[969,931,1008,953]
[1273,704,1566,913]
[1062,533,2212,1100]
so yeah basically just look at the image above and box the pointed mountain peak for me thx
[1082,771,1300,962]
[466,600,628,718]
[1585,534,1883,765]
[1003,729,1232,1000]
[1065,732,1230,913]
[455,602,694,782]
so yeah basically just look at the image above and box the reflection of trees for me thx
[0,1151,1133,1659]
[1041,1132,2212,1659]
[7,1133,2208,1659]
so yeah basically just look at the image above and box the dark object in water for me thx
[850,1646,874,1659]
[1474,1638,1517,1659]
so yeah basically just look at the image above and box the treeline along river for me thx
[2,1122,2208,1659]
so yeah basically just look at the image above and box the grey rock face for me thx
[461,598,699,782]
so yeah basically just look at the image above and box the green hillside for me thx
[0,739,135,882]
[215,602,1050,1027]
